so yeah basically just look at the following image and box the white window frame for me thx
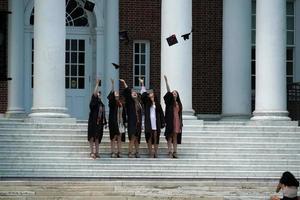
[133,40,150,89]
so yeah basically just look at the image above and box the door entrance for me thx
[65,36,91,120]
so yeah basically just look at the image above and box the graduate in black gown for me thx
[87,79,107,159]
[120,79,142,158]
[107,78,127,158]
[139,78,165,158]
[163,75,183,159]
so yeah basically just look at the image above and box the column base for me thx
[182,109,197,120]
[25,117,77,124]
[29,107,70,118]
[221,113,251,121]
[5,108,26,118]
[251,110,290,121]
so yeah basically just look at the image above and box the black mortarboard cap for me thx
[112,63,120,69]
[119,31,129,41]
[181,28,193,40]
[166,34,178,46]
[84,1,95,12]
[181,33,191,40]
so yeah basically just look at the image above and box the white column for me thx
[161,0,194,118]
[252,0,290,120]
[222,0,252,120]
[29,0,69,118]
[104,0,119,104]
[6,0,25,117]
[95,26,105,103]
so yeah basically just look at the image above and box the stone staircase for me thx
[0,118,300,199]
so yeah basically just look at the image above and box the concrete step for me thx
[2,128,300,137]
[2,121,300,132]
[0,158,299,166]
[1,133,300,143]
[1,151,299,159]
[0,145,298,154]
[1,161,299,171]
[0,169,296,179]
[0,140,299,149]
[202,125,300,132]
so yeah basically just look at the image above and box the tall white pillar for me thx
[161,0,194,118]
[95,26,105,95]
[6,0,25,117]
[252,0,290,120]
[29,0,69,118]
[222,0,252,120]
[104,0,119,104]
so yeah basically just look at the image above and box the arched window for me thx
[30,0,89,27]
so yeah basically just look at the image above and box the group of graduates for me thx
[87,75,183,159]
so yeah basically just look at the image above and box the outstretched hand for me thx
[96,79,100,85]
[164,75,168,82]
[139,78,144,85]
[119,79,128,88]
[164,75,170,92]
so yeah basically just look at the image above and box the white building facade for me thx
[4,0,300,122]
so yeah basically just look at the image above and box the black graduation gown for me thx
[107,91,127,140]
[87,95,107,143]
[163,91,183,144]
[141,92,165,144]
[122,87,142,143]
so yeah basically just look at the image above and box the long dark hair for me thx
[173,90,183,112]
[280,171,299,187]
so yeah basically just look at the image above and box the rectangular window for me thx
[31,39,86,89]
[65,39,85,89]
[251,0,295,91]
[133,41,150,89]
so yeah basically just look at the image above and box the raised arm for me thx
[275,183,282,193]
[93,79,100,96]
[120,79,128,89]
[164,75,171,92]
[120,79,132,102]
[110,78,114,92]
[107,78,116,107]
[139,78,146,94]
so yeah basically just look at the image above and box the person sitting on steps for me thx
[271,171,299,200]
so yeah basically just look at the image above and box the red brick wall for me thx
[119,0,161,100]
[120,0,223,115]
[0,0,8,113]
[192,0,223,114]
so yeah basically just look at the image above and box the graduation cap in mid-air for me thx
[119,31,129,42]
[166,34,178,46]
[181,28,194,40]
[84,0,95,12]
[112,63,120,69]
